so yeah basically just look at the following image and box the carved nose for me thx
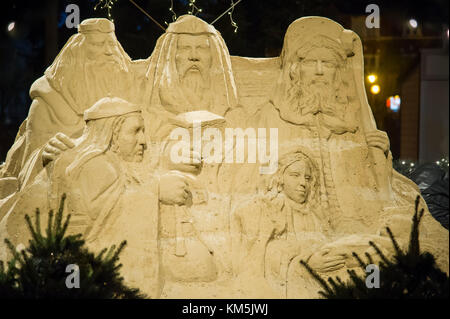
[188,48,200,62]
[138,132,146,145]
[315,60,324,75]
[188,56,200,62]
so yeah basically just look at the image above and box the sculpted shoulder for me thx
[29,76,53,100]
[28,76,81,127]
[75,154,120,198]
[248,102,280,128]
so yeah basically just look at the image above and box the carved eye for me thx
[302,59,316,67]
[323,61,336,68]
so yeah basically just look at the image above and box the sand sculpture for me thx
[0,16,447,298]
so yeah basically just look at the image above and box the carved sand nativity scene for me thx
[0,16,448,299]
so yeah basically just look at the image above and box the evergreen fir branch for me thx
[364,251,374,265]
[46,210,54,243]
[385,226,402,257]
[60,214,71,240]
[346,268,368,295]
[54,193,66,238]
[0,195,145,299]
[352,251,368,269]
[0,259,20,297]
[408,197,425,258]
[299,259,333,296]
[368,240,392,266]
[299,195,449,298]
[335,276,344,285]
[4,238,21,263]
[24,210,42,247]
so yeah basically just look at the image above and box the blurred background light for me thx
[368,74,377,83]
[7,21,15,32]
[409,18,418,29]
[387,95,401,112]
[371,84,381,94]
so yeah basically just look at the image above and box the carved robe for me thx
[52,150,162,298]
[232,193,329,298]
[247,101,381,235]
[0,76,85,197]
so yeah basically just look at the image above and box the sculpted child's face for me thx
[282,160,312,204]
[175,34,212,78]
[298,47,338,87]
[113,114,146,162]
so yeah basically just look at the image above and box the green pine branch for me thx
[0,194,145,299]
[301,196,449,299]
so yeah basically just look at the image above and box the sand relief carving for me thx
[232,149,330,298]
[0,16,447,299]
[0,19,136,198]
[142,15,251,297]
[238,17,448,276]
[51,97,193,298]
[231,147,399,298]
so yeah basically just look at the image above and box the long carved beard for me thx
[180,70,210,108]
[287,77,338,117]
[68,59,131,111]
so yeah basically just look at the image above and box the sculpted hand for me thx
[159,172,192,206]
[42,133,75,166]
[307,248,347,273]
[366,130,390,156]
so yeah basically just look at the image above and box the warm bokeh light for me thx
[368,74,377,83]
[7,21,15,32]
[370,84,381,94]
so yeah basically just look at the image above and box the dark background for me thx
[1,0,449,161]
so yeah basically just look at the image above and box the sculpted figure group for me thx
[0,16,448,299]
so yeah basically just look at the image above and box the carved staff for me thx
[343,30,395,204]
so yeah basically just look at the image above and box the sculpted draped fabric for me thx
[0,18,136,197]
[49,98,162,298]
[0,15,448,299]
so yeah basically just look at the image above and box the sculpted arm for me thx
[25,98,62,162]
[26,97,79,168]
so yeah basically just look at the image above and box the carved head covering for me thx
[77,18,115,34]
[144,15,238,116]
[44,18,133,115]
[280,17,354,69]
[84,96,141,121]
[62,97,142,180]
[272,17,356,124]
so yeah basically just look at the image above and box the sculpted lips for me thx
[311,78,328,84]
[136,146,144,156]
[188,64,201,72]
